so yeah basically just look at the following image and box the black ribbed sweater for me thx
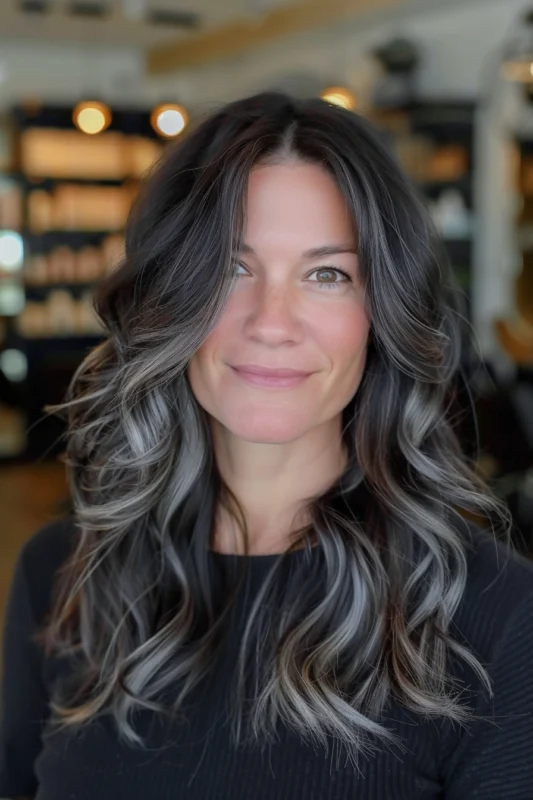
[1,516,533,800]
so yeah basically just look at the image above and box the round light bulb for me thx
[73,101,112,135]
[151,104,189,138]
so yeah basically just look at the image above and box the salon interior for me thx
[1,0,533,638]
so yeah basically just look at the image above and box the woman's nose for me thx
[244,283,303,345]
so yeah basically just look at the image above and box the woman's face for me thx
[187,160,370,445]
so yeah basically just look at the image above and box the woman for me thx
[1,91,532,800]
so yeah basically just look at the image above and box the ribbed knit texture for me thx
[1,517,532,799]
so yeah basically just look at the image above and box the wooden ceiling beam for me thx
[146,0,399,75]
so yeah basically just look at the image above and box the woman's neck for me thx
[209,425,348,555]
[211,503,317,556]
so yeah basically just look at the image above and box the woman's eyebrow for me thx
[301,245,358,259]
[239,243,358,258]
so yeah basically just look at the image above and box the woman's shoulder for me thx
[16,515,80,620]
[463,520,533,588]
[462,520,533,601]
[20,514,79,568]
[452,520,533,661]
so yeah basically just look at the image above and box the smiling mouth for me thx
[230,366,311,388]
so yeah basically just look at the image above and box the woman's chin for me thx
[225,415,309,444]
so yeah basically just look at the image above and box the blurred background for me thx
[2,0,533,632]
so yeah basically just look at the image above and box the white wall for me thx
[0,42,146,109]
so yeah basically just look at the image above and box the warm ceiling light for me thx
[72,100,112,134]
[320,86,356,110]
[150,103,188,138]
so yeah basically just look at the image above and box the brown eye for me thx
[308,267,352,290]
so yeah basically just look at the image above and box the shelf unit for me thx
[372,100,475,319]
[0,104,165,461]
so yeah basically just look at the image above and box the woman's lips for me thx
[230,366,312,388]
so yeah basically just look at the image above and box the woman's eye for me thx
[308,267,351,290]
[233,263,351,290]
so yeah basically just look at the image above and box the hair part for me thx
[37,91,512,767]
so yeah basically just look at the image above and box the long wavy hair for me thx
[37,91,512,766]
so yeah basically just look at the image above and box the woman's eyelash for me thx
[233,263,352,289]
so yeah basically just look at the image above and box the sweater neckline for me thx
[207,543,321,589]
[208,545,321,574]
[207,542,320,564]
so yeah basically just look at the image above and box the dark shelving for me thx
[0,103,159,461]
[24,230,120,254]
[23,281,98,298]
[20,174,139,188]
